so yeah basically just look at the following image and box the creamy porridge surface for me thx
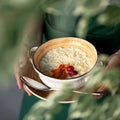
[39,46,93,78]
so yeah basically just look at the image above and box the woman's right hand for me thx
[14,58,32,96]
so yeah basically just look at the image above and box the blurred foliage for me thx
[0,0,120,119]
[0,0,39,82]
[23,85,73,120]
[0,0,120,81]
[24,59,120,120]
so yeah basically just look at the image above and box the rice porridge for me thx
[39,46,93,79]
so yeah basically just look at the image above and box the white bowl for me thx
[30,37,97,90]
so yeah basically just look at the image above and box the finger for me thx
[14,66,23,89]
[23,84,32,96]
[16,73,23,89]
[93,85,109,99]
[106,54,120,69]
[94,94,103,99]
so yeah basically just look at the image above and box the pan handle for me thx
[28,46,38,64]
[27,46,39,73]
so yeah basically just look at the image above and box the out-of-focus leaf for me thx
[68,92,120,120]
[73,0,109,16]
[0,0,43,82]
[24,85,73,120]
[98,5,120,25]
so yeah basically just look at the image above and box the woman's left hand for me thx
[106,49,120,69]
[94,50,120,99]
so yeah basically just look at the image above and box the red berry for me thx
[73,70,78,75]
[68,70,78,76]
[66,65,74,71]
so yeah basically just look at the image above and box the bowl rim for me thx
[32,58,98,81]
[32,37,98,81]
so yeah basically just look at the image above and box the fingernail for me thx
[18,85,22,89]
[28,93,32,96]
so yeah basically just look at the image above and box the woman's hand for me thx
[14,57,32,96]
[106,49,120,69]
[14,17,43,96]
[94,49,120,99]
